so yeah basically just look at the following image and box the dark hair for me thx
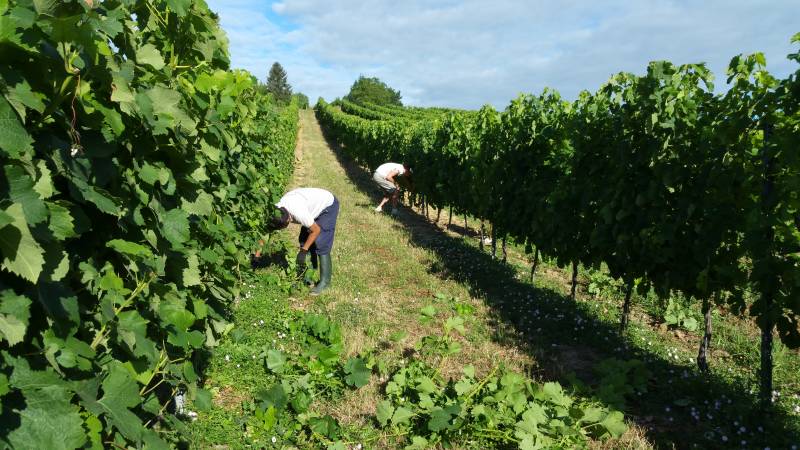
[268,207,291,230]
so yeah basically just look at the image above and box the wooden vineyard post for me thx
[491,225,497,259]
[448,207,453,228]
[502,235,507,263]
[620,281,634,333]
[425,197,430,220]
[758,121,776,409]
[479,220,485,251]
[530,247,539,283]
[697,294,716,373]
[570,262,578,300]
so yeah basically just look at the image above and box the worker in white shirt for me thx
[372,162,411,215]
[268,188,339,295]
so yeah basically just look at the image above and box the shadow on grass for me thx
[250,247,290,270]
[316,112,800,449]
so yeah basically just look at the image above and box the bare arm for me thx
[385,169,400,185]
[301,223,322,251]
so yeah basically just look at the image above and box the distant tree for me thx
[293,92,310,109]
[266,62,292,104]
[344,76,402,106]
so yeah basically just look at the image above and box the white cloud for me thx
[207,0,799,108]
[271,2,287,14]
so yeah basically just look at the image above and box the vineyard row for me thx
[0,1,297,447]
[315,40,800,405]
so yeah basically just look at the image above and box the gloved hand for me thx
[296,248,308,266]
[295,248,308,278]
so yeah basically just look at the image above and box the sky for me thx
[204,0,799,109]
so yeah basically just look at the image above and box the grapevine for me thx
[0,1,298,446]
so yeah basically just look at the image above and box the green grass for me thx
[410,217,800,448]
[184,270,299,448]
[185,266,382,448]
[444,217,800,439]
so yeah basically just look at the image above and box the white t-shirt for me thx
[276,188,335,228]
[375,163,406,178]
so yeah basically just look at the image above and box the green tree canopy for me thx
[267,62,293,104]
[293,93,310,109]
[344,76,402,106]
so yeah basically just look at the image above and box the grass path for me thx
[284,110,653,447]
[291,109,534,402]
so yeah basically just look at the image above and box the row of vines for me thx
[0,0,297,448]
[336,98,465,122]
[316,37,800,406]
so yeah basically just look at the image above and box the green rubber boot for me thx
[310,254,332,296]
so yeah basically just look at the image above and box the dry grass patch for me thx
[211,385,249,411]
[317,378,382,428]
[590,426,655,450]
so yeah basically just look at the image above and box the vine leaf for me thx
[516,404,547,435]
[182,253,202,286]
[0,204,45,283]
[266,349,286,374]
[165,0,191,17]
[193,388,212,411]
[32,161,54,199]
[404,436,428,450]
[117,310,156,361]
[427,404,460,432]
[161,209,190,247]
[0,290,32,346]
[32,0,57,16]
[376,399,394,427]
[47,202,76,240]
[182,191,214,216]
[93,364,144,441]
[599,411,627,438]
[0,314,27,347]
[107,239,153,258]
[7,385,87,449]
[69,176,122,216]
[391,406,414,426]
[308,415,339,439]
[344,357,370,388]
[0,210,13,229]
[0,89,34,157]
[5,164,47,225]
[135,44,165,70]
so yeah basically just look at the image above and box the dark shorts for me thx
[298,197,339,256]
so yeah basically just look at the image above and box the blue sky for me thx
[205,0,799,109]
